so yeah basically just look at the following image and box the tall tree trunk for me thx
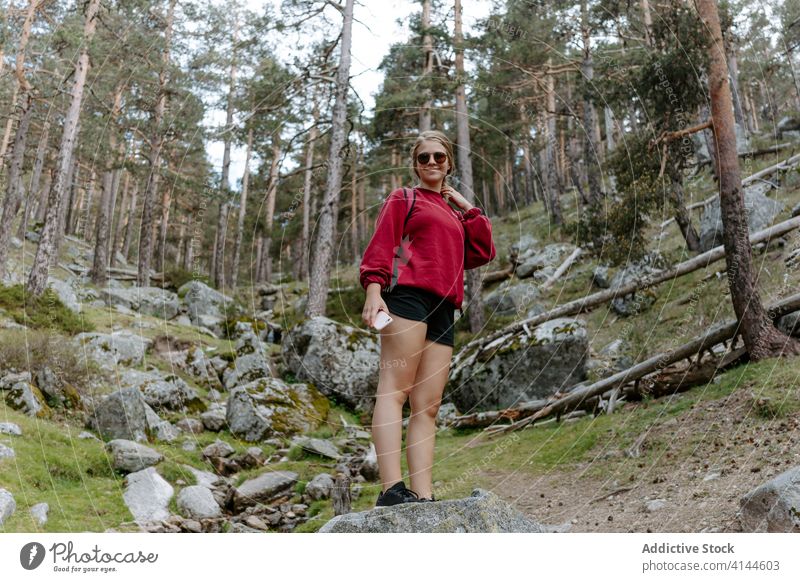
[581,0,602,205]
[696,0,800,359]
[121,180,138,261]
[137,0,175,288]
[300,99,319,283]
[19,118,50,239]
[230,127,252,290]
[90,84,124,285]
[213,16,239,290]
[350,144,359,263]
[111,170,130,266]
[453,0,486,332]
[260,138,281,284]
[154,159,174,273]
[0,92,34,279]
[667,163,701,252]
[63,155,79,237]
[544,62,563,225]
[27,0,100,296]
[305,0,355,317]
[419,0,433,132]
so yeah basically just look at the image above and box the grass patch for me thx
[0,284,93,335]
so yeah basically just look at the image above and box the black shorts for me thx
[380,284,456,347]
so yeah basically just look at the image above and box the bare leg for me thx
[407,339,453,499]
[372,313,427,492]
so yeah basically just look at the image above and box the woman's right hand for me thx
[362,286,389,328]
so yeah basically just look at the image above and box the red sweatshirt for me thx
[359,186,497,310]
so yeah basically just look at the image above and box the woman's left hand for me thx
[440,185,473,212]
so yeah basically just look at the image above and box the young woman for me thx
[359,130,496,506]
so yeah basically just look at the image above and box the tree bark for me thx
[300,99,319,283]
[418,0,433,132]
[453,0,486,333]
[137,0,175,288]
[305,0,355,317]
[27,0,100,296]
[696,0,800,360]
[581,0,602,205]
[0,92,34,280]
[230,127,252,290]
[544,62,563,225]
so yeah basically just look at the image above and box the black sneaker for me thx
[375,480,420,506]
[418,494,436,503]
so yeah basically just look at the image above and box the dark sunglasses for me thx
[416,151,447,165]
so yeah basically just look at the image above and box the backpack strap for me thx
[402,187,416,231]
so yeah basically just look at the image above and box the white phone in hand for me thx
[373,310,393,330]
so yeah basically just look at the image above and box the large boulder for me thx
[448,317,588,412]
[76,331,152,369]
[222,330,273,390]
[119,368,205,413]
[699,183,785,252]
[100,287,179,320]
[87,387,175,443]
[226,377,329,442]
[483,280,540,317]
[106,439,164,473]
[2,378,50,418]
[178,281,235,327]
[0,488,16,526]
[177,485,222,520]
[232,470,298,512]
[319,488,559,533]
[48,278,81,312]
[282,316,380,413]
[609,252,665,316]
[122,467,173,526]
[739,466,800,532]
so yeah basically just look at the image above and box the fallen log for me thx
[453,215,800,370]
[541,247,583,290]
[661,152,800,228]
[483,292,800,434]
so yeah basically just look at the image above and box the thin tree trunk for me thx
[231,127,252,290]
[419,0,433,132]
[137,0,175,288]
[0,92,34,279]
[581,0,602,205]
[300,100,319,283]
[544,63,563,225]
[667,164,701,252]
[305,0,354,316]
[696,0,799,359]
[122,180,138,261]
[111,170,130,266]
[34,169,52,224]
[17,117,48,240]
[453,0,486,333]
[27,0,100,296]
[260,138,281,284]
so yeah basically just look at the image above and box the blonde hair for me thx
[409,130,455,183]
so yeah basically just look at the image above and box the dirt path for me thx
[480,389,800,532]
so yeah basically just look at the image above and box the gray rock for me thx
[516,243,575,279]
[185,347,223,389]
[177,485,222,519]
[106,439,163,473]
[282,316,380,413]
[100,287,179,320]
[609,252,665,316]
[0,423,21,436]
[119,369,204,413]
[76,331,152,369]
[644,499,667,512]
[0,488,15,526]
[203,439,235,459]
[181,465,223,489]
[305,473,335,501]
[200,405,227,432]
[175,418,204,434]
[48,278,81,312]
[226,377,329,442]
[436,402,459,427]
[30,502,48,527]
[484,280,540,317]
[291,436,341,460]
[0,444,16,460]
[232,470,298,511]
[122,467,174,526]
[4,380,48,417]
[510,235,538,259]
[699,184,785,252]
[319,488,557,533]
[178,281,235,325]
[592,265,611,289]
[777,312,800,338]
[89,387,149,442]
[360,443,379,481]
[448,317,588,412]
[0,371,32,391]
[740,466,800,532]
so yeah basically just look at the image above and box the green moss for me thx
[0,283,93,334]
